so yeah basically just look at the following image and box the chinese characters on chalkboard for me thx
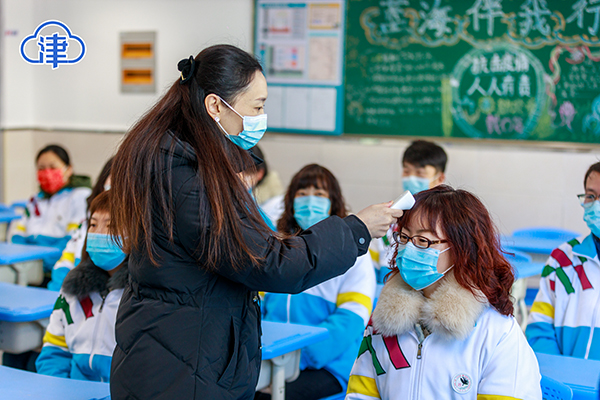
[344,0,600,143]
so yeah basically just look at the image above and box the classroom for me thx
[0,0,599,399]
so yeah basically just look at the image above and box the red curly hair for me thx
[390,185,515,316]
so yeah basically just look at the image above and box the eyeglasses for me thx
[392,231,448,249]
[577,193,600,207]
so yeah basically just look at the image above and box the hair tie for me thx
[177,55,196,85]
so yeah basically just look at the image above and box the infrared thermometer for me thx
[391,190,415,210]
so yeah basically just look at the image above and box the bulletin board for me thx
[344,0,600,143]
[254,0,345,135]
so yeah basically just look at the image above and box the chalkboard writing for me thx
[344,0,600,143]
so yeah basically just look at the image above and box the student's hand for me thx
[356,201,403,239]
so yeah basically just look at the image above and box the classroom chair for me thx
[504,248,533,331]
[541,375,573,400]
[512,227,581,242]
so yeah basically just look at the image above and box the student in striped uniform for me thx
[11,144,91,271]
[47,157,114,291]
[258,164,376,400]
[526,161,600,359]
[347,186,541,400]
[36,191,128,382]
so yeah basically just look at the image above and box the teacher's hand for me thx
[356,201,403,239]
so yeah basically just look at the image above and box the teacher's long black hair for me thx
[110,45,273,271]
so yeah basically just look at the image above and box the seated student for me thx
[36,191,127,382]
[401,140,447,194]
[251,145,285,227]
[12,144,91,271]
[526,161,600,359]
[47,157,113,291]
[347,185,541,400]
[250,144,284,206]
[371,140,449,283]
[257,164,376,400]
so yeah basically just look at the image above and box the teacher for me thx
[108,44,401,400]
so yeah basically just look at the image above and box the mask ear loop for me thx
[213,116,230,136]
[218,96,244,120]
[439,246,453,274]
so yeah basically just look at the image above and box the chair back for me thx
[512,227,580,241]
[541,375,573,400]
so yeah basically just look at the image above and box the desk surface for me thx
[0,210,20,223]
[0,242,62,264]
[536,352,600,400]
[501,235,563,256]
[513,261,545,279]
[0,282,58,322]
[261,321,328,360]
[0,365,110,400]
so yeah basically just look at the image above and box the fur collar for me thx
[372,272,487,340]
[62,258,129,298]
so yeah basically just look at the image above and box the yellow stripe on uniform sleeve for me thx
[347,375,380,398]
[369,248,379,263]
[58,252,75,264]
[43,331,68,349]
[337,292,373,313]
[477,395,521,400]
[530,301,555,319]
[66,223,80,231]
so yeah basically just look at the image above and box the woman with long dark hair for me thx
[108,44,400,399]
[347,185,541,400]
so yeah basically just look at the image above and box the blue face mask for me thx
[293,196,331,230]
[584,200,600,238]
[403,176,430,194]
[215,96,267,150]
[86,232,126,271]
[397,242,452,291]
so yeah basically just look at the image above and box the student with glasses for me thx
[526,161,600,360]
[347,185,541,400]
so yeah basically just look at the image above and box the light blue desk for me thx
[258,321,329,400]
[10,199,28,210]
[0,242,62,285]
[0,282,58,353]
[536,352,600,400]
[0,209,20,242]
[0,365,110,400]
[501,235,563,261]
[512,261,545,279]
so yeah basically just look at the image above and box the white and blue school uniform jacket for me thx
[12,185,90,270]
[526,234,600,359]
[36,260,127,382]
[347,273,542,400]
[262,253,376,391]
[47,222,87,291]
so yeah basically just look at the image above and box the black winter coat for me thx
[109,135,371,399]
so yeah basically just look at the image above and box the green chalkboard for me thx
[344,0,600,143]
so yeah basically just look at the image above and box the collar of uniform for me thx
[372,272,487,340]
[572,234,599,261]
[62,257,129,298]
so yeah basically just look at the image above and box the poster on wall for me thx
[344,0,600,144]
[255,0,345,134]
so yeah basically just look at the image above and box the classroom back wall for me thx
[1,0,598,235]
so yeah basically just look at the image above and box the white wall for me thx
[1,0,599,236]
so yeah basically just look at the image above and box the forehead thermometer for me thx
[391,190,415,210]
